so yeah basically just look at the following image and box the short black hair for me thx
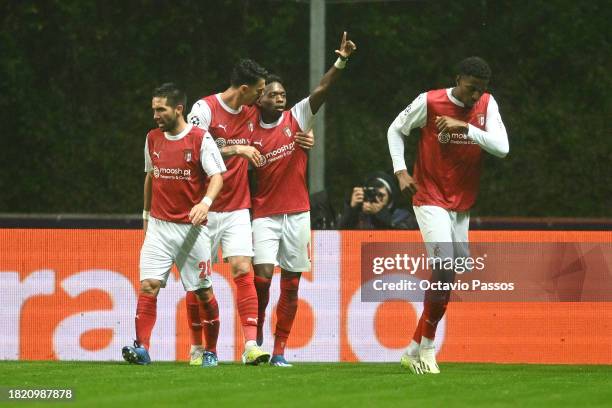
[456,57,491,80]
[152,82,186,108]
[265,74,284,87]
[230,59,268,87]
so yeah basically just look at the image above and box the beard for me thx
[159,115,178,132]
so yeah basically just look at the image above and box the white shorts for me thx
[207,209,254,263]
[413,205,470,259]
[140,217,213,291]
[252,211,311,272]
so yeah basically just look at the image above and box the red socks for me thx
[273,275,301,356]
[185,291,202,347]
[198,295,220,354]
[413,293,450,342]
[233,273,259,342]
[421,301,447,339]
[254,275,272,342]
[135,294,157,350]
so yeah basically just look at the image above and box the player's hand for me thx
[435,115,468,134]
[189,202,209,226]
[350,187,364,208]
[335,31,357,59]
[295,131,315,150]
[395,170,419,198]
[237,145,265,167]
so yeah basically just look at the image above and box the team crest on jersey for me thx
[184,149,193,162]
[215,138,227,148]
[283,126,292,138]
[437,131,451,144]
[477,114,485,126]
[248,121,254,132]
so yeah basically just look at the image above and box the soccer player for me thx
[387,57,509,374]
[185,59,271,366]
[122,83,226,365]
[252,32,357,366]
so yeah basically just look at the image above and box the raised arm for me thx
[308,31,357,115]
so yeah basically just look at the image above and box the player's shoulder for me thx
[202,93,217,103]
[242,104,260,118]
[186,124,208,142]
[424,88,452,107]
[475,92,494,111]
[290,96,311,114]
[189,94,215,113]
[426,88,447,98]
[192,94,216,109]
[146,127,163,140]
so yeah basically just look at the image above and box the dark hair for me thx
[456,56,491,80]
[364,171,399,209]
[230,59,268,87]
[265,74,284,87]
[152,82,186,108]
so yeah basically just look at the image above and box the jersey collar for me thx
[164,123,192,141]
[216,93,242,114]
[446,88,465,108]
[259,112,285,129]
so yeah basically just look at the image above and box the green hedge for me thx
[1,0,609,216]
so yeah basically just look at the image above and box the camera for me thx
[363,187,379,203]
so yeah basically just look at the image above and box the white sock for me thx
[420,336,435,348]
[406,340,420,356]
[190,345,203,354]
[245,340,257,349]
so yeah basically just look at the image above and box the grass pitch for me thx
[0,361,610,408]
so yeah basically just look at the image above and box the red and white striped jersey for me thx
[144,124,225,223]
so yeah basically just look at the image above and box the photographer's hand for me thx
[362,195,386,214]
[350,187,364,208]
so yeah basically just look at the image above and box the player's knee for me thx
[194,287,214,302]
[229,258,252,278]
[254,263,274,279]
[140,279,161,296]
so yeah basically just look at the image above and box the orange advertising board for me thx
[1,229,610,364]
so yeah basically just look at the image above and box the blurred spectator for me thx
[309,190,337,229]
[338,171,417,229]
